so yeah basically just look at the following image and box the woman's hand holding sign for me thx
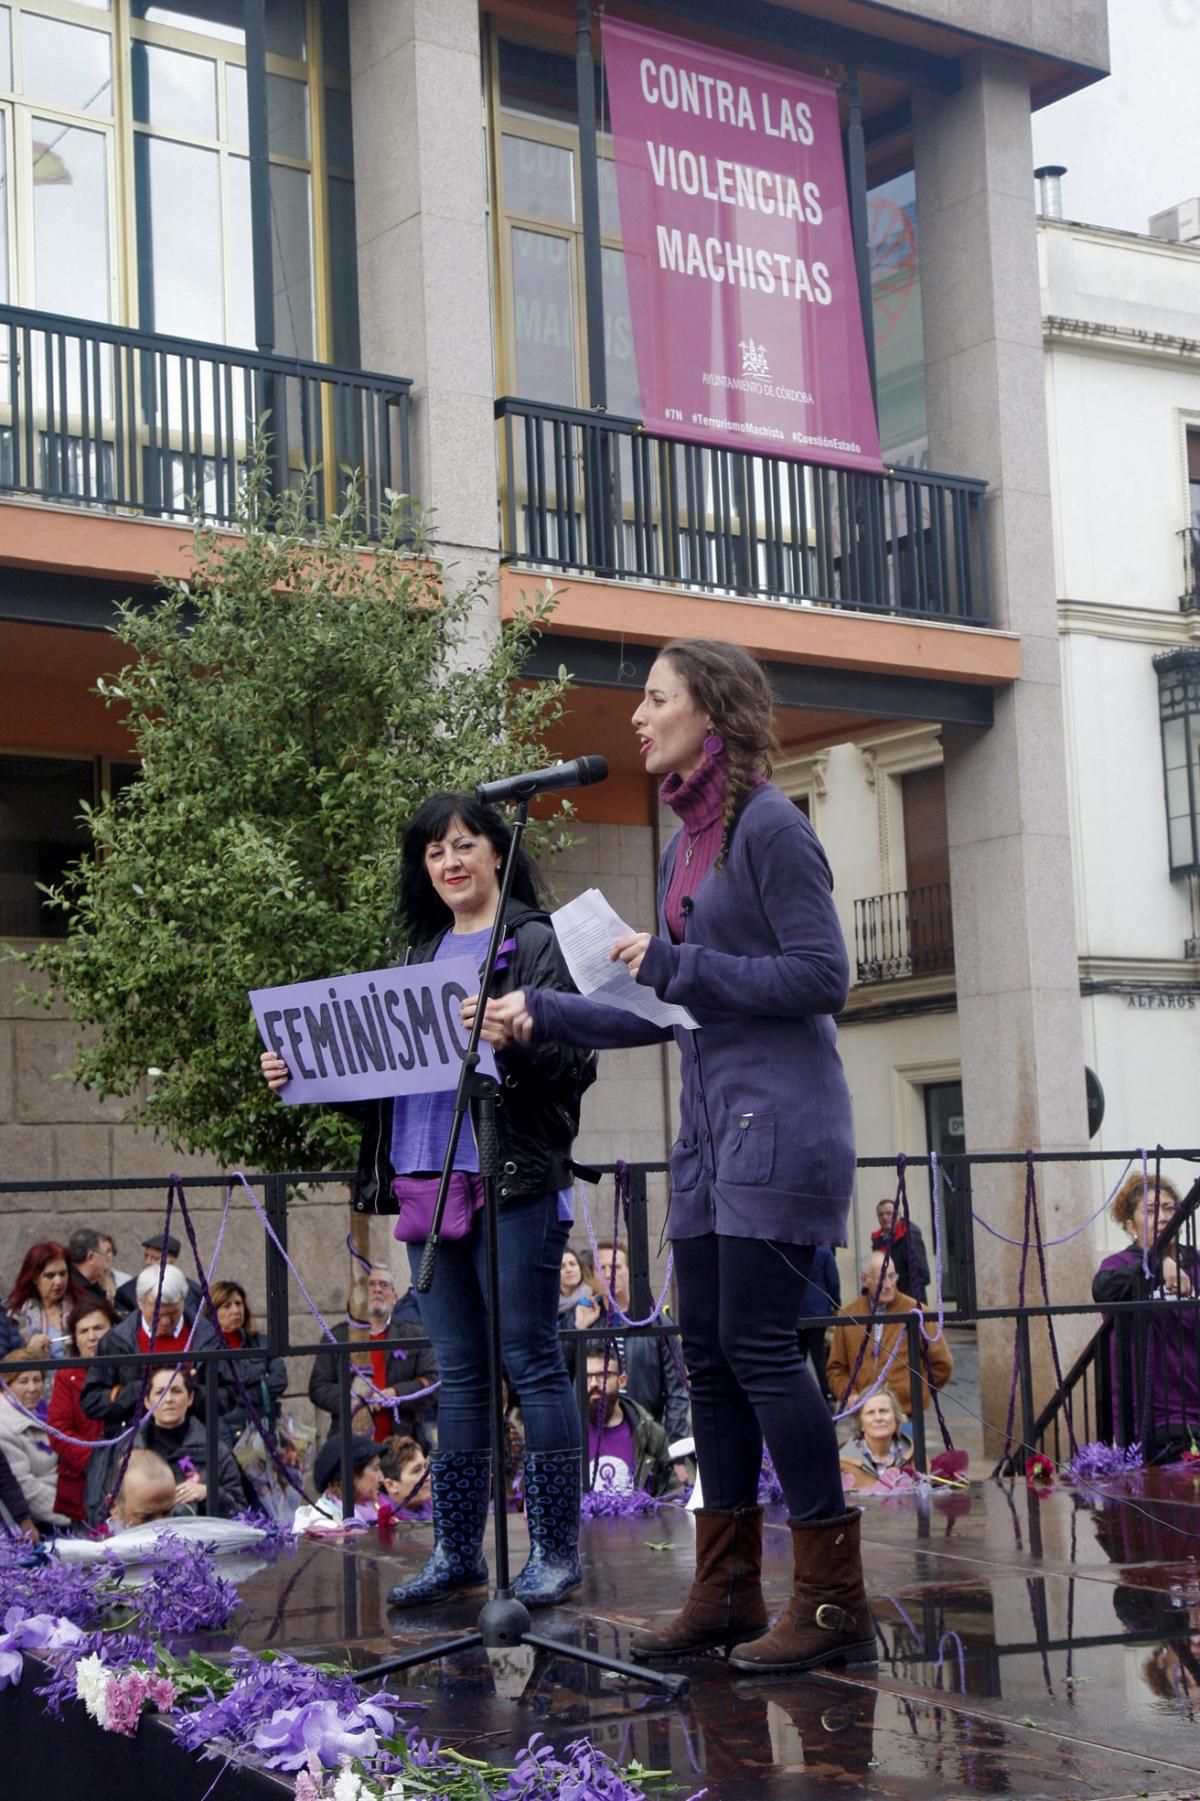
[261,1049,291,1092]
[461,991,534,1049]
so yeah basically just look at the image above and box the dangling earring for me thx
[703,730,724,757]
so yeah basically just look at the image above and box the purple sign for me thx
[602,17,882,473]
[249,958,497,1105]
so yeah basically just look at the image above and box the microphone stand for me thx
[356,794,686,1698]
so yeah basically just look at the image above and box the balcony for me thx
[1180,526,1200,613]
[854,881,955,984]
[0,306,411,542]
[496,395,990,626]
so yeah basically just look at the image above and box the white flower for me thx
[331,1770,371,1801]
[75,1653,110,1727]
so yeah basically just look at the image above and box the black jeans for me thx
[674,1233,845,1521]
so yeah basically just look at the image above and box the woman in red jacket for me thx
[48,1297,114,1525]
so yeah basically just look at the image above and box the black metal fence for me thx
[854,880,955,983]
[496,393,990,623]
[3,1148,1199,1520]
[0,304,412,539]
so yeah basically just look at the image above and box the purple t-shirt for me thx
[389,928,490,1177]
[587,1413,638,1492]
[389,925,573,1222]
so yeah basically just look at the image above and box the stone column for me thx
[349,0,498,590]
[913,53,1094,1454]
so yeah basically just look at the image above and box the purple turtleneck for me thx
[660,752,728,941]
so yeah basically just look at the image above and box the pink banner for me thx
[602,18,882,473]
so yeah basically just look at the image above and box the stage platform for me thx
[12,1471,1200,1799]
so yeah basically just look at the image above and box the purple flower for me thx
[252,1698,381,1770]
[1065,1440,1145,1485]
[0,1607,87,1690]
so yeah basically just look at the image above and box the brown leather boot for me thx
[629,1506,769,1662]
[727,1509,876,1673]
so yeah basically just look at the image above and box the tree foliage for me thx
[13,467,569,1170]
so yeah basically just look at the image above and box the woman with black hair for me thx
[261,793,595,1608]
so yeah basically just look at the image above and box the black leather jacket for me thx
[349,899,596,1213]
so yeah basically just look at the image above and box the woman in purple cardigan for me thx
[474,639,873,1674]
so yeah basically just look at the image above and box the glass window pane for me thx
[225,62,246,147]
[32,120,109,317]
[135,134,223,340]
[270,161,313,357]
[265,0,305,62]
[22,15,113,117]
[598,155,620,237]
[502,133,573,224]
[0,124,8,304]
[131,41,216,138]
[133,2,243,45]
[512,228,575,405]
[227,152,254,347]
[267,71,307,159]
[322,0,350,72]
[498,38,577,127]
[325,84,352,171]
[0,756,93,940]
[601,246,640,418]
[328,173,359,367]
[0,9,11,93]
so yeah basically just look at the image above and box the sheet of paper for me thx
[552,889,698,1030]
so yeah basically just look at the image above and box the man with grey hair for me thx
[309,1263,438,1450]
[81,1261,222,1433]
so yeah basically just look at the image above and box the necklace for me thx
[684,830,700,867]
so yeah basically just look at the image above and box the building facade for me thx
[0,1,1114,1432]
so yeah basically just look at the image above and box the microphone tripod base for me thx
[478,1590,531,1647]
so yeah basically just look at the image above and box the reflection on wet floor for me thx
[218,1468,1200,1799]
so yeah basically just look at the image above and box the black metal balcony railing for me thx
[855,880,955,983]
[1179,525,1200,613]
[0,305,411,540]
[496,395,990,624]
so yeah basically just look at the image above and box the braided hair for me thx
[657,638,777,868]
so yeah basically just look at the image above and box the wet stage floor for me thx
[212,1471,1200,1798]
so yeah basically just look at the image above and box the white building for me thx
[826,194,1200,1293]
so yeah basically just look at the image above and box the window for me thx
[0,1,359,365]
[901,765,949,890]
[492,35,635,414]
[0,753,93,938]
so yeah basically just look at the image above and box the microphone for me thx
[477,756,609,805]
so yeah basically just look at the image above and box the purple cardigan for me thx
[529,783,855,1246]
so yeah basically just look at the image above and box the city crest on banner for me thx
[602,17,883,474]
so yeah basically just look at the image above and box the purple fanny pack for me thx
[392,1173,485,1244]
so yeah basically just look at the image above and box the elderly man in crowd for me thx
[81,1264,222,1432]
[106,1449,179,1534]
[309,1264,438,1451]
[114,1233,203,1321]
[826,1250,953,1422]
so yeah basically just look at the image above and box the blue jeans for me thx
[407,1192,580,1456]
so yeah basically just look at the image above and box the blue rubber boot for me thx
[387,1450,490,1609]
[512,1448,582,1608]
